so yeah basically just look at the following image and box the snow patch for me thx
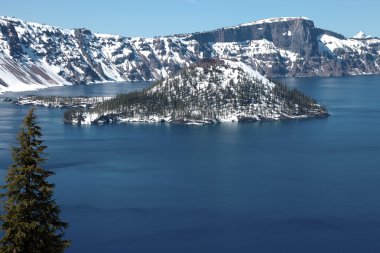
[318,34,365,53]
[232,17,310,29]
[353,31,372,39]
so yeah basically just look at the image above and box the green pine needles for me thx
[0,108,70,253]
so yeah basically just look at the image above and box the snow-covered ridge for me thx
[0,15,203,93]
[318,34,364,52]
[0,15,379,93]
[0,15,72,35]
[352,31,372,39]
[149,59,275,95]
[236,17,311,28]
[64,59,329,125]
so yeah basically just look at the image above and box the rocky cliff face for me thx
[190,17,380,77]
[0,16,379,92]
[189,17,319,57]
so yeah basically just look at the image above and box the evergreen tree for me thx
[0,108,70,253]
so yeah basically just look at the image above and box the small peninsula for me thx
[3,95,112,108]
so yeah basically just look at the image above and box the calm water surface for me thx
[0,77,380,252]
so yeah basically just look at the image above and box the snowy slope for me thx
[353,31,372,39]
[0,16,203,93]
[0,15,379,93]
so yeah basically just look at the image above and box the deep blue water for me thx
[1,76,380,252]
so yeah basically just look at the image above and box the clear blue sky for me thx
[1,0,379,38]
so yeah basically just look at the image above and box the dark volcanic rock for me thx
[1,22,23,59]
[189,18,319,57]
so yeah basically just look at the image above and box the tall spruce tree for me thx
[0,108,70,253]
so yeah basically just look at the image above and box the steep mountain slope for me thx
[189,17,380,77]
[63,59,328,125]
[0,16,379,93]
[0,16,203,92]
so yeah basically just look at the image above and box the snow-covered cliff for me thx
[0,16,379,93]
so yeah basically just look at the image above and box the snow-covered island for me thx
[4,95,112,109]
[63,59,329,125]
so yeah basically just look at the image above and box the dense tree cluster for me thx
[270,79,328,113]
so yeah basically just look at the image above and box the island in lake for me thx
[62,59,329,125]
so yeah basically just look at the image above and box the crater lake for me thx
[1,76,380,253]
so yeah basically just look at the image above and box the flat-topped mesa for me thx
[187,17,318,57]
[64,59,329,125]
